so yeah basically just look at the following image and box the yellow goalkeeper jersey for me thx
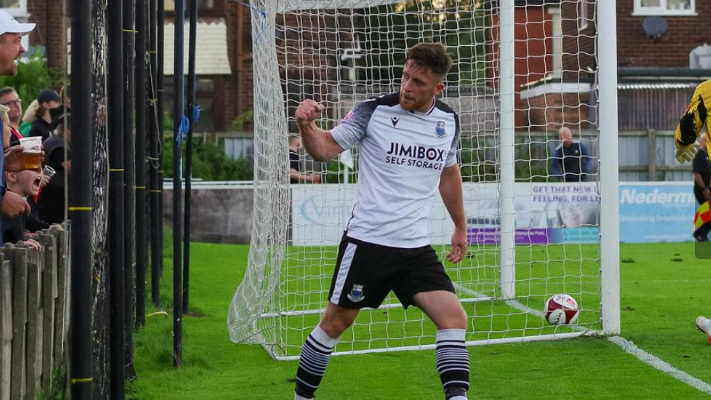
[676,79,711,148]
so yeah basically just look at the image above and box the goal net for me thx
[228,0,619,360]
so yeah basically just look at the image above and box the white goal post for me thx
[228,0,619,360]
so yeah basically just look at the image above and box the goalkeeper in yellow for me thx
[676,80,711,343]
[674,80,711,163]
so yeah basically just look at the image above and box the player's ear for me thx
[435,82,445,96]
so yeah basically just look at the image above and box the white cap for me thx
[0,10,34,36]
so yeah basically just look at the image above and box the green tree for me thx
[0,47,61,106]
[163,138,254,181]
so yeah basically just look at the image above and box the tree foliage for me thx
[163,138,254,181]
[0,48,61,106]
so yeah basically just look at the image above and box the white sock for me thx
[311,325,339,347]
[294,393,312,400]
[449,396,467,400]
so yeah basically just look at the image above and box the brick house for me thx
[20,0,711,134]
[614,0,711,131]
[515,0,595,132]
[489,0,557,128]
[19,0,254,134]
[521,0,711,132]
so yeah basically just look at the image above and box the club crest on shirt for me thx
[435,121,446,137]
[391,117,399,127]
[347,284,365,302]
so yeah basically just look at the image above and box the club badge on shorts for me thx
[435,121,446,137]
[347,284,365,302]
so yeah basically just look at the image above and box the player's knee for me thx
[452,308,468,329]
[438,306,467,330]
[319,317,353,338]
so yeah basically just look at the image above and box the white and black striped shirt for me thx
[331,93,460,248]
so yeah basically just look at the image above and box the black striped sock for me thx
[295,326,338,398]
[436,329,470,397]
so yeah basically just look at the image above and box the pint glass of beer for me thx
[19,137,42,170]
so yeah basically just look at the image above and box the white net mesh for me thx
[228,0,606,360]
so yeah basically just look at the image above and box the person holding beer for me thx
[0,11,36,244]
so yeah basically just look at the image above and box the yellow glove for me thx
[675,142,699,164]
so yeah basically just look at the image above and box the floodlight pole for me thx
[69,0,94,397]
[173,0,186,367]
[150,0,161,308]
[135,0,148,328]
[108,0,126,397]
[123,0,137,379]
[158,0,165,280]
[183,0,198,313]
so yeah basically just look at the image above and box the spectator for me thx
[289,135,320,184]
[0,104,10,149]
[551,126,592,182]
[59,83,71,112]
[2,167,49,244]
[38,113,70,224]
[0,10,36,247]
[0,87,24,145]
[28,89,61,142]
[19,98,38,136]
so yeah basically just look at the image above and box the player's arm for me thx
[674,86,707,163]
[694,172,707,190]
[694,172,711,200]
[295,99,344,162]
[439,164,467,263]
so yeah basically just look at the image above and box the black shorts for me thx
[327,234,456,309]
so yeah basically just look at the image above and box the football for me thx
[544,294,579,325]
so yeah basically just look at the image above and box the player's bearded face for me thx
[399,60,445,112]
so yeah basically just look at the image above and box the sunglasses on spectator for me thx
[1,99,21,107]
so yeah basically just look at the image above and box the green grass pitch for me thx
[128,241,711,399]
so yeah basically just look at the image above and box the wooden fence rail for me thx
[0,227,69,400]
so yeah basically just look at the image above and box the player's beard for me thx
[399,91,432,112]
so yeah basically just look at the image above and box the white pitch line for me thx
[454,284,546,319]
[454,283,711,395]
[608,336,711,395]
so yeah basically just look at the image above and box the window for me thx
[165,0,224,16]
[634,0,695,16]
[578,0,589,31]
[164,78,217,133]
[0,0,27,16]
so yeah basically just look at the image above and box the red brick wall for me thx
[28,0,67,71]
[561,0,595,80]
[617,0,711,67]
[490,6,553,127]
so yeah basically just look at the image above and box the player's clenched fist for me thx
[295,99,324,125]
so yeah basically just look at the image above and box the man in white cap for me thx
[0,10,35,244]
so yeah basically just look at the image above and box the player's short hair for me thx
[0,86,16,98]
[406,43,453,80]
[288,135,300,144]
